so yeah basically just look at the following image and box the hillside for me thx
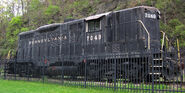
[0,0,184,58]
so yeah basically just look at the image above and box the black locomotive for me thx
[7,6,184,82]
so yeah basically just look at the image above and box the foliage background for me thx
[0,0,184,58]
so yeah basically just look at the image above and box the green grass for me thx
[0,79,184,93]
[0,79,127,93]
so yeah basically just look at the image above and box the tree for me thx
[4,16,28,55]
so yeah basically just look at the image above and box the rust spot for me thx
[44,59,47,64]
[83,59,86,63]
[181,62,184,70]
[52,66,56,70]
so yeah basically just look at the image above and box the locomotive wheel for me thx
[162,59,181,81]
[107,78,113,83]
[106,71,114,83]
[88,69,102,81]
[70,75,77,80]
[18,63,33,77]
[19,72,26,77]
[87,62,103,81]
[18,64,26,77]
[144,75,152,82]
[127,62,145,83]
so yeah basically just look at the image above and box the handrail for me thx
[177,39,181,63]
[161,31,171,51]
[160,31,165,50]
[137,20,150,50]
[6,50,12,60]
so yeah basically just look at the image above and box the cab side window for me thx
[88,19,101,32]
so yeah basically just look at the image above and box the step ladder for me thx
[149,53,163,79]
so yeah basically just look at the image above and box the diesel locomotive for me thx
[7,6,184,82]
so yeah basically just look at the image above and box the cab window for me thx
[88,19,101,32]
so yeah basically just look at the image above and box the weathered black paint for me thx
[10,6,180,81]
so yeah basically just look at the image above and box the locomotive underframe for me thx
[7,51,176,82]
